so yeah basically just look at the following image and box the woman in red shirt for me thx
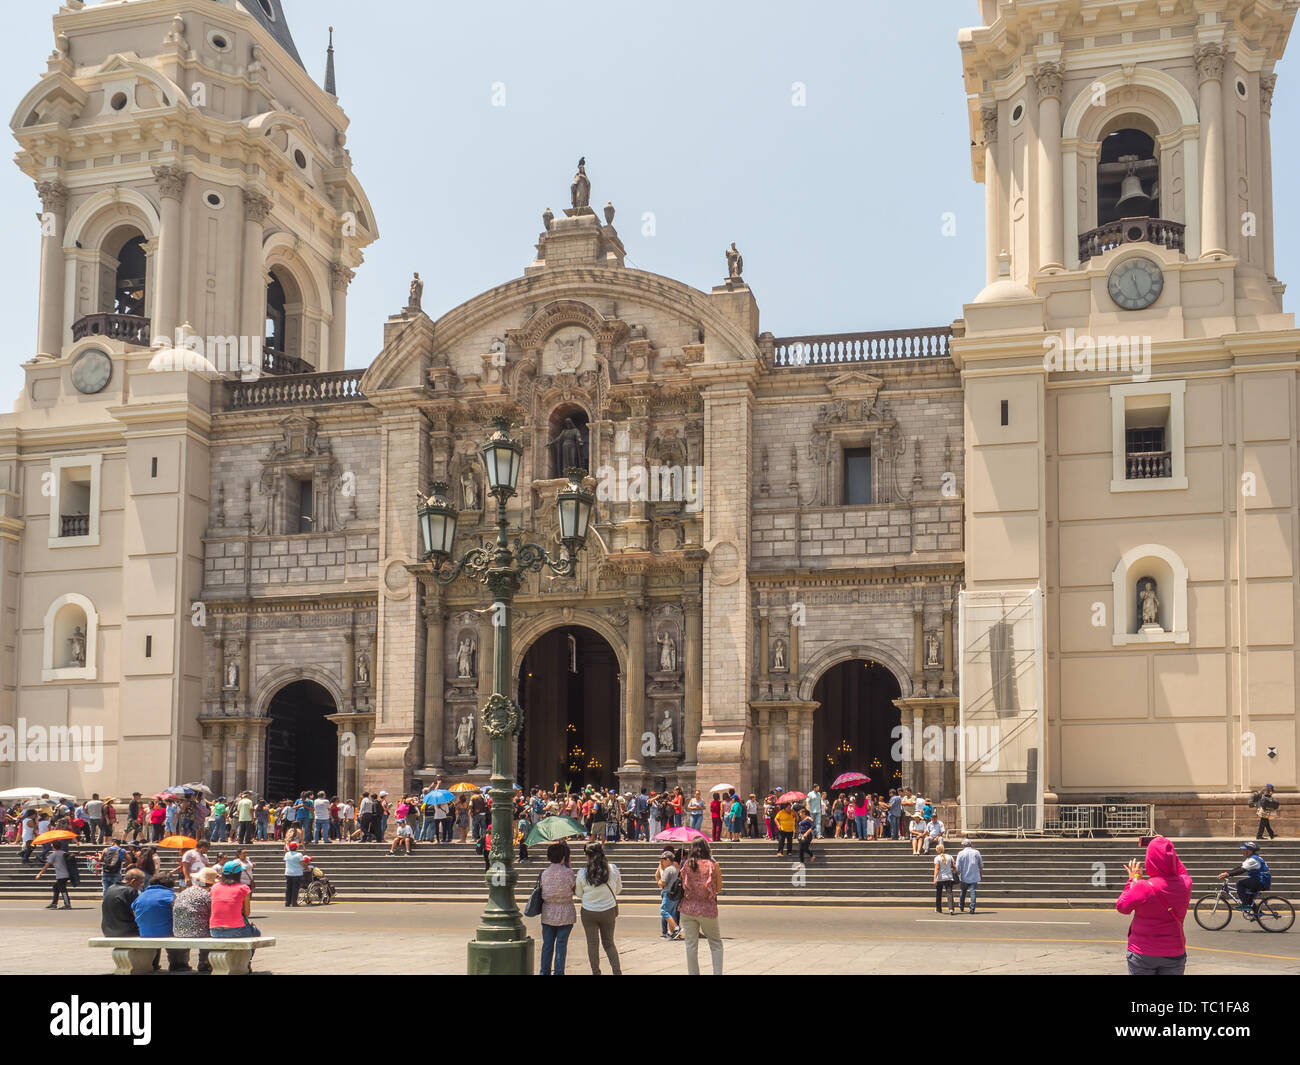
[709,796,723,842]
[672,788,684,828]
[209,861,261,971]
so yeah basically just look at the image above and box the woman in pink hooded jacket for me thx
[1115,835,1193,975]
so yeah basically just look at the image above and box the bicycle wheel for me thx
[1193,892,1232,930]
[1256,896,1295,933]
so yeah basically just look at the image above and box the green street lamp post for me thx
[417,416,595,975]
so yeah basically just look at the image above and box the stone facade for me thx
[0,1,1295,828]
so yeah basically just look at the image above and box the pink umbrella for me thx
[832,772,870,790]
[776,791,807,804]
[653,826,709,844]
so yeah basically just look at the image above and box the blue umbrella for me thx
[423,789,456,805]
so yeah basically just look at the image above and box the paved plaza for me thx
[3,899,1296,976]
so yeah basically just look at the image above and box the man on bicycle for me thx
[1217,841,1271,916]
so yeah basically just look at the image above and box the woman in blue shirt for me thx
[283,842,307,907]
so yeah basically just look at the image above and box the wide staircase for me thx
[4,837,1297,906]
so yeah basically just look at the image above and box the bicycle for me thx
[1193,879,1294,932]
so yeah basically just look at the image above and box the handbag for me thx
[523,873,544,918]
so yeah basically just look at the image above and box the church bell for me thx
[1114,157,1153,216]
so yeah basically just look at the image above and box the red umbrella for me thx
[653,826,709,844]
[776,791,807,804]
[832,772,870,790]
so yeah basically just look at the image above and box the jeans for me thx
[689,812,703,831]
[256,818,268,841]
[888,813,901,840]
[797,834,813,864]
[960,881,979,912]
[540,922,573,975]
[210,820,227,842]
[648,816,660,838]
[313,820,329,843]
[211,921,261,938]
[777,830,793,855]
[101,872,122,896]
[855,815,869,838]
[420,818,438,842]
[659,891,679,934]
[90,818,106,844]
[813,812,822,837]
[1126,951,1187,976]
[379,815,389,839]
[681,914,723,975]
[672,813,683,828]
[471,813,486,840]
[581,906,621,975]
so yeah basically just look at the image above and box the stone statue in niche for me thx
[550,418,587,474]
[1138,579,1162,631]
[925,631,940,669]
[457,636,477,679]
[456,714,476,756]
[461,469,478,509]
[657,709,674,753]
[771,637,787,672]
[68,627,86,668]
[657,630,677,673]
[225,658,240,690]
[356,651,371,687]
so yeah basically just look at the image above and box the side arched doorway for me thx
[264,680,338,799]
[812,660,902,792]
[517,626,620,790]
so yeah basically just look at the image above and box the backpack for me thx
[593,802,606,820]
[1254,855,1272,888]
[102,845,123,875]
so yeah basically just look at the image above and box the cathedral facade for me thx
[1,0,1296,830]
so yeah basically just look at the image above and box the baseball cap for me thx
[288,842,299,850]
[222,860,243,876]
[961,838,971,846]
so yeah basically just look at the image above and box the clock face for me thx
[1107,257,1164,311]
[71,350,113,394]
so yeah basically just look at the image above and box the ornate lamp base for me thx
[467,936,534,975]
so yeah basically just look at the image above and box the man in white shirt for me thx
[84,795,105,843]
[176,840,211,885]
[313,792,331,844]
[923,816,946,854]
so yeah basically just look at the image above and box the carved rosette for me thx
[36,180,69,216]
[1195,43,1226,84]
[1033,62,1064,101]
[1260,75,1277,116]
[980,106,998,146]
[244,190,273,224]
[153,164,189,201]
[482,692,523,739]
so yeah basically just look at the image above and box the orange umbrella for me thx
[449,783,480,794]
[33,829,77,845]
[158,835,198,849]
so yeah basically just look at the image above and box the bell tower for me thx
[959,0,1296,338]
[12,0,377,370]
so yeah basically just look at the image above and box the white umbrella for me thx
[709,783,735,793]
[0,786,77,803]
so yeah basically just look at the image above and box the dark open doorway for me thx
[812,659,902,792]
[264,680,337,800]
[517,626,619,790]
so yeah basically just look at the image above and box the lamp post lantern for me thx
[418,417,594,975]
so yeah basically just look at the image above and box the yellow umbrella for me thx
[33,829,78,845]
[157,835,198,849]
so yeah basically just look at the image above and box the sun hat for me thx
[197,867,220,884]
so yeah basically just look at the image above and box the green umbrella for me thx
[524,816,587,846]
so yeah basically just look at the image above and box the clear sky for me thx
[0,0,1295,400]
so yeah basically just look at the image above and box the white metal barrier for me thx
[935,802,1156,838]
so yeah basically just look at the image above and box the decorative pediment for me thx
[270,415,330,460]
[826,371,884,398]
[510,299,628,351]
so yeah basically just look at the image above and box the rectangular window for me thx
[145,635,152,658]
[1124,406,1171,480]
[295,477,314,534]
[1110,381,1186,492]
[48,454,103,548]
[1000,399,1009,426]
[843,447,872,505]
[151,457,158,478]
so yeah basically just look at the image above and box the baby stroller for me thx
[303,864,337,905]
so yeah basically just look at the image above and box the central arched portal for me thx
[518,626,620,790]
[812,660,903,791]
[264,680,338,799]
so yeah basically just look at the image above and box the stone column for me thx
[328,263,354,373]
[1260,75,1277,279]
[623,581,646,773]
[797,708,813,789]
[757,709,771,797]
[421,583,446,771]
[683,589,703,768]
[474,615,493,775]
[1034,63,1065,270]
[943,706,958,800]
[152,165,188,340]
[910,708,925,795]
[344,631,356,712]
[241,191,272,357]
[201,724,217,793]
[912,594,925,693]
[771,712,788,792]
[247,718,269,797]
[981,107,1000,285]
[758,608,770,678]
[941,590,955,695]
[234,723,249,793]
[223,726,238,798]
[35,181,68,358]
[1196,43,1228,256]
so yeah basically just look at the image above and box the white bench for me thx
[89,937,274,975]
